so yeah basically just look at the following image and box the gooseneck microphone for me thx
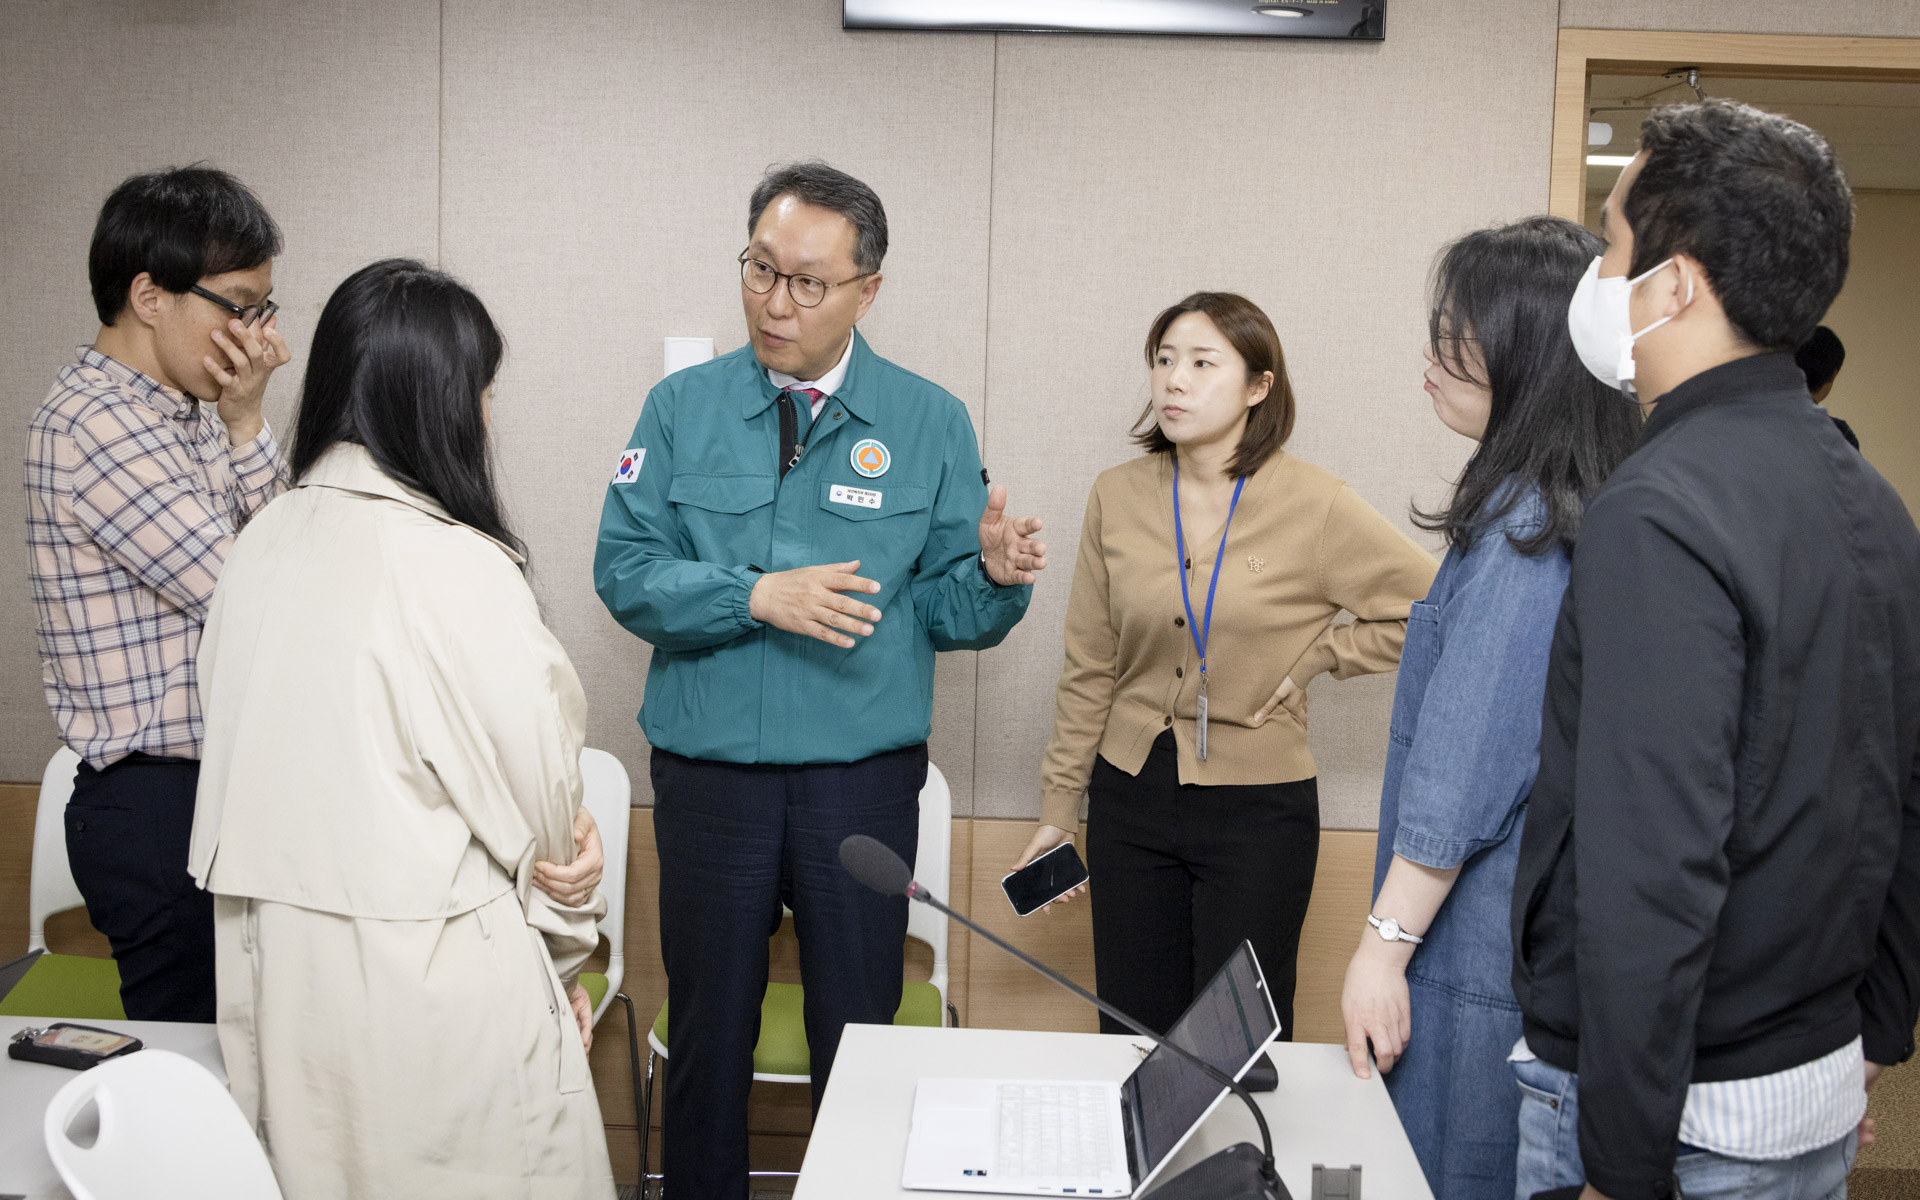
[839,834,1285,1200]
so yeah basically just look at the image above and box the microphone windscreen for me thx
[840,834,913,896]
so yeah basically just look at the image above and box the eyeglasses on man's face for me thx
[188,284,279,329]
[738,251,872,309]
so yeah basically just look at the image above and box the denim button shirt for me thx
[1372,488,1567,999]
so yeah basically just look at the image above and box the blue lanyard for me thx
[1172,463,1245,678]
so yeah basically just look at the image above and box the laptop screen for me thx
[1119,941,1279,1178]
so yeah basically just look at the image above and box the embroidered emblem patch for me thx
[850,439,890,478]
[612,447,645,484]
[1247,555,1266,574]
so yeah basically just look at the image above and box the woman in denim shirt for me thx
[1339,217,1639,1200]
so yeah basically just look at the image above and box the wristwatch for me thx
[980,551,1014,587]
[1367,914,1424,945]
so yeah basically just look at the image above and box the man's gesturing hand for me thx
[749,560,882,649]
[979,485,1046,586]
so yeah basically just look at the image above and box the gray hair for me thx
[748,161,889,274]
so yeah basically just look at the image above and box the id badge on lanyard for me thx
[1174,464,1245,762]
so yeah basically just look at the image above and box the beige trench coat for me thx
[188,443,613,1200]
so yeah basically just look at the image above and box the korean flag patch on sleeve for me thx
[612,447,645,484]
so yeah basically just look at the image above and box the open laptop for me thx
[901,940,1280,1197]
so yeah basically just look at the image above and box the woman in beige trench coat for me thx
[188,260,615,1200]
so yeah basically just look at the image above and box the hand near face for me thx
[979,485,1046,586]
[204,313,290,444]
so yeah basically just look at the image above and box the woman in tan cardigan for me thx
[1017,292,1437,1037]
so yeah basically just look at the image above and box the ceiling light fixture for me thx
[1251,5,1311,16]
[1586,155,1635,167]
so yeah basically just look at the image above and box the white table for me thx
[0,1015,225,1200]
[797,1025,1433,1200]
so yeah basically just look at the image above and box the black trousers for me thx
[63,753,215,1022]
[1086,731,1319,1040]
[651,743,926,1200]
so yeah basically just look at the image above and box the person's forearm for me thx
[1371,855,1460,935]
[912,553,1030,650]
[593,553,762,652]
[222,410,265,446]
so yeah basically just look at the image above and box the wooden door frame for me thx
[1551,29,1920,221]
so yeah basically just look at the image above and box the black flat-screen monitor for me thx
[846,0,1386,40]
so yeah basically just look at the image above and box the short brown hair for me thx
[1131,292,1296,477]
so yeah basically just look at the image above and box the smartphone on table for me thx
[1001,841,1089,916]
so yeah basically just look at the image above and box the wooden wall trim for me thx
[1550,28,1920,220]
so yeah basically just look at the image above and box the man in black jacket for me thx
[1511,100,1920,1200]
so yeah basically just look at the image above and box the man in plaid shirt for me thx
[25,167,291,1021]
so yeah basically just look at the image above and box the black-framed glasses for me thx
[188,285,278,328]
[738,251,871,309]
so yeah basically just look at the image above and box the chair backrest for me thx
[579,747,631,1022]
[909,763,953,1012]
[29,747,84,952]
[43,1048,283,1200]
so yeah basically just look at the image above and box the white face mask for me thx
[1566,255,1693,394]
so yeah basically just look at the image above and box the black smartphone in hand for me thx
[1001,842,1089,916]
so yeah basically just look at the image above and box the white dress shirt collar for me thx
[767,331,855,402]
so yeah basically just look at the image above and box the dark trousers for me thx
[64,753,214,1022]
[651,743,925,1200]
[1086,731,1319,1040]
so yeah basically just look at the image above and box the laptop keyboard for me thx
[995,1082,1116,1183]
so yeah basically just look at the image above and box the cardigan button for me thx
[1174,616,1185,627]
[1164,715,1172,726]
[1175,667,1183,678]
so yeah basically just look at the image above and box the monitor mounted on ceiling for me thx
[845,0,1386,41]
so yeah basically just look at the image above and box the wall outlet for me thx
[663,337,714,379]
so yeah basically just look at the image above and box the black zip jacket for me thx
[1511,353,1920,1200]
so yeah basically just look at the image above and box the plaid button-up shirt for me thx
[26,347,290,768]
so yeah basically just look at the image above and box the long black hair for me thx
[290,259,524,560]
[1413,217,1640,556]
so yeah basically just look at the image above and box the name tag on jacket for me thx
[829,484,882,510]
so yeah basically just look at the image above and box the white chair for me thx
[43,1048,283,1200]
[636,761,957,1198]
[29,746,84,953]
[573,748,651,1191]
[575,747,630,1025]
[0,747,123,1019]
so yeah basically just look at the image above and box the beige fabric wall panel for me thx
[1822,194,1920,515]
[0,0,441,783]
[969,2,1558,826]
[437,0,996,809]
[1561,1,1920,38]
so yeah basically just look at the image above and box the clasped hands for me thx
[748,484,1046,648]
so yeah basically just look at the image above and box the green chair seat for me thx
[895,980,943,1028]
[0,953,124,1020]
[650,979,946,1079]
[578,971,609,1015]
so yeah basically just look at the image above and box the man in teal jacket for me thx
[594,162,1044,1199]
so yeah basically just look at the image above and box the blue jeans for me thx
[1511,1056,1856,1200]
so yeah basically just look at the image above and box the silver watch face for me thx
[1379,917,1402,941]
